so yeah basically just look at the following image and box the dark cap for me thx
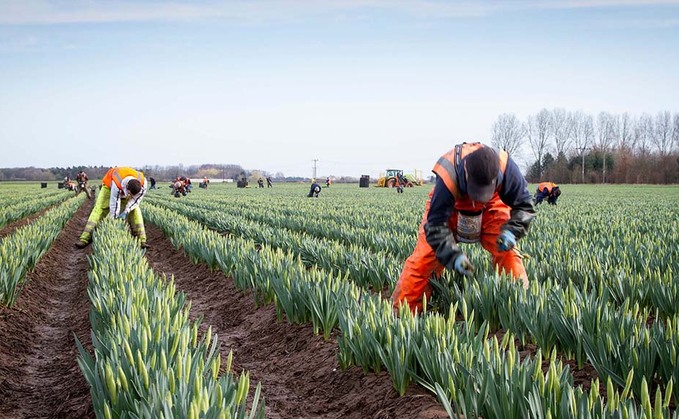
[465,147,499,203]
[127,179,141,195]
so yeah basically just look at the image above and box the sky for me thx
[0,0,678,178]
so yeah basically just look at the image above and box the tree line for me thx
[0,164,251,182]
[0,163,342,184]
[492,109,679,184]
[2,110,677,184]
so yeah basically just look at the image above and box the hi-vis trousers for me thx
[78,186,146,244]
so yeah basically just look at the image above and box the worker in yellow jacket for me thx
[75,166,149,249]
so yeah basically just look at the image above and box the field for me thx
[0,181,678,418]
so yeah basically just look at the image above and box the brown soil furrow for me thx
[144,223,448,419]
[0,205,56,239]
[0,200,94,419]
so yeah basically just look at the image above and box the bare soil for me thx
[0,201,94,419]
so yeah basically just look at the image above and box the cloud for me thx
[0,0,677,26]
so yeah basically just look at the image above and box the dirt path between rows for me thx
[144,224,448,419]
[0,200,94,419]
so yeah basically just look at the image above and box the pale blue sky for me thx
[1,0,678,178]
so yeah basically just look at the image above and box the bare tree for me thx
[653,111,674,156]
[571,111,593,183]
[526,109,552,178]
[673,113,679,152]
[550,108,572,156]
[491,113,526,156]
[634,114,653,156]
[616,112,634,150]
[596,112,616,183]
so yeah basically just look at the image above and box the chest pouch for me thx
[456,211,483,243]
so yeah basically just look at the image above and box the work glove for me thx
[117,211,128,220]
[425,223,461,269]
[452,253,474,277]
[497,229,516,251]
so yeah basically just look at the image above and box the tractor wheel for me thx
[386,178,396,188]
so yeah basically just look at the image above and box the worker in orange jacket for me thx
[75,166,149,249]
[391,143,535,313]
[535,182,561,205]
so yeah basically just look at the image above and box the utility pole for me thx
[312,159,318,179]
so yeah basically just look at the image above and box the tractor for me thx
[376,169,420,188]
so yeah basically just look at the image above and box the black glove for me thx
[424,223,462,271]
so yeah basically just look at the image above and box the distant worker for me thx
[391,142,535,313]
[534,182,561,205]
[266,176,273,188]
[149,177,157,190]
[75,170,91,199]
[75,166,149,249]
[395,174,405,194]
[172,176,189,197]
[63,175,75,191]
[307,180,321,198]
[199,176,209,189]
[258,178,264,188]
[76,170,88,183]
[325,177,332,188]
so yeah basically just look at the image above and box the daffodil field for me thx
[1,182,678,418]
[145,183,679,418]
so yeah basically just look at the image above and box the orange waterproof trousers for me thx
[391,194,528,314]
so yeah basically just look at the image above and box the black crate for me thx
[359,175,370,188]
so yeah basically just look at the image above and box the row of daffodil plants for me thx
[0,193,84,306]
[159,192,418,260]
[0,185,66,205]
[0,188,72,229]
[429,270,679,405]
[521,197,678,314]
[142,200,675,417]
[147,185,679,404]
[145,195,403,290]
[0,181,64,199]
[149,185,678,313]
[150,184,678,316]
[191,183,422,238]
[76,217,265,419]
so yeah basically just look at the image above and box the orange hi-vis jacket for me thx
[103,167,145,190]
[538,182,558,193]
[391,143,535,313]
[432,142,509,211]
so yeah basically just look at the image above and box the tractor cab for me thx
[385,169,403,179]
